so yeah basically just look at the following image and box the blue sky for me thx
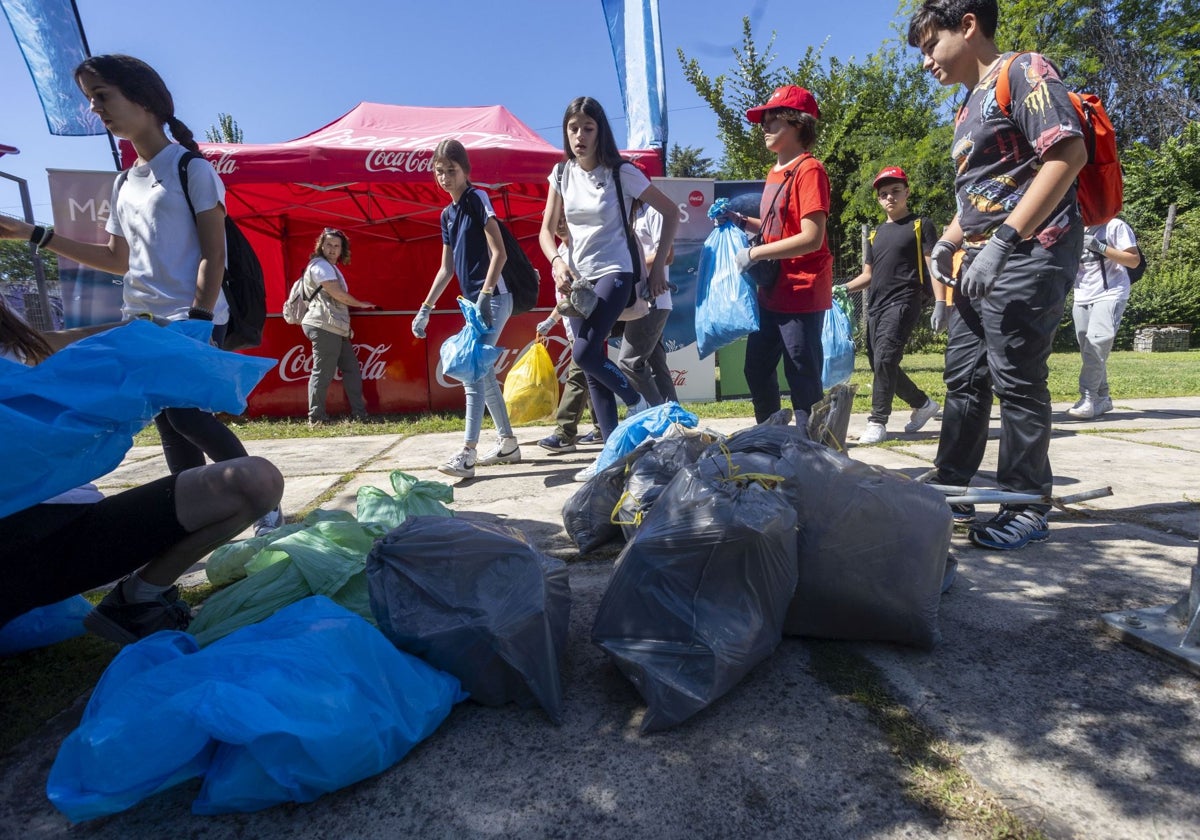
[1,0,910,221]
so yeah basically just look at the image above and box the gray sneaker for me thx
[83,578,193,644]
[253,505,284,537]
[438,448,477,478]
[904,399,940,433]
[1094,395,1114,416]
[477,437,521,466]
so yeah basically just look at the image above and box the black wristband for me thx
[37,229,54,250]
[29,225,44,245]
[994,223,1021,246]
[187,306,215,321]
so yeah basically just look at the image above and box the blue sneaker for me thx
[968,508,1049,550]
[577,430,604,445]
[950,504,976,526]
[538,434,576,454]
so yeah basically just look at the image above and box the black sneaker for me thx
[968,508,1049,550]
[950,504,976,526]
[83,578,193,644]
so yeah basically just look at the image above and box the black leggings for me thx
[0,475,189,628]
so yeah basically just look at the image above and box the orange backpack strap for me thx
[992,51,1030,118]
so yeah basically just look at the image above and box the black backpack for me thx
[1097,226,1147,287]
[118,150,266,350]
[458,189,541,315]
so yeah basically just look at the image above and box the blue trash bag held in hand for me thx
[440,297,502,384]
[821,295,855,389]
[0,320,275,519]
[47,597,465,821]
[694,222,759,360]
[594,401,699,472]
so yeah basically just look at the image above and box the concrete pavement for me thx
[2,397,1198,839]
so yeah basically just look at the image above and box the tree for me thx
[0,240,58,287]
[205,113,244,144]
[666,144,716,178]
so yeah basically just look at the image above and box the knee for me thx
[230,456,284,515]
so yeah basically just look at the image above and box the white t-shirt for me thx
[632,205,673,311]
[300,257,352,337]
[550,160,650,281]
[1074,218,1137,305]
[106,143,229,324]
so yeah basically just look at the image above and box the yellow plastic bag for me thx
[503,338,559,424]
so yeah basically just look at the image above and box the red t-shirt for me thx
[757,153,833,314]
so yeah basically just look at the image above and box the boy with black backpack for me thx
[1067,219,1142,419]
[844,166,942,444]
[908,0,1087,550]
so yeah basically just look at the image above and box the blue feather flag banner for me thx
[601,0,667,151]
[1,0,103,135]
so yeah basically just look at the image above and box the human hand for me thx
[930,239,957,285]
[1083,234,1107,255]
[734,247,755,275]
[960,233,1017,300]
[930,300,948,333]
[476,290,493,329]
[536,315,557,336]
[411,304,432,338]
[0,215,35,241]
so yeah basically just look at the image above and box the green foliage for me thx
[1117,261,1200,348]
[666,143,717,178]
[0,239,58,286]
[205,112,244,144]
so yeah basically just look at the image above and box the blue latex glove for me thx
[475,290,493,329]
[930,300,948,333]
[411,304,432,339]
[930,239,957,285]
[960,234,1016,299]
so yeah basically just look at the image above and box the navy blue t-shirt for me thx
[441,187,501,301]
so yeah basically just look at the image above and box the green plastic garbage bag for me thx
[356,470,454,529]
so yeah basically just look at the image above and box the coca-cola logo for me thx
[688,190,705,207]
[365,148,434,174]
[434,336,573,390]
[277,342,393,383]
[209,152,238,175]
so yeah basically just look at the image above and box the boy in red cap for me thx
[844,166,943,444]
[727,84,834,425]
[908,0,1086,550]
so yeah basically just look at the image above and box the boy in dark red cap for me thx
[908,0,1086,550]
[844,166,943,444]
[726,84,834,426]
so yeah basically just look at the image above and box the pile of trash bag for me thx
[367,516,572,723]
[48,597,465,821]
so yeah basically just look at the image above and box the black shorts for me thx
[0,475,189,628]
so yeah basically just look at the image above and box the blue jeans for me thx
[936,227,1082,506]
[744,308,826,423]
[567,272,640,440]
[464,291,514,446]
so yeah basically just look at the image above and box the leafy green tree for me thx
[205,113,244,144]
[0,240,58,286]
[666,144,716,178]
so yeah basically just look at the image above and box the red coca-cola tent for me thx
[171,102,661,417]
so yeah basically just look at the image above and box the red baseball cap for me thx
[746,85,820,124]
[872,166,908,189]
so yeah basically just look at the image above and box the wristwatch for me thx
[994,223,1021,246]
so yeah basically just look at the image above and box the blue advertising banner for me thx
[601,0,667,151]
[1,0,102,135]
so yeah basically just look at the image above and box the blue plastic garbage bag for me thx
[0,320,274,519]
[695,221,759,360]
[821,295,855,389]
[594,401,698,472]
[47,597,465,821]
[440,296,502,384]
[0,595,91,656]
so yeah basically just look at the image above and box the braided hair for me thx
[74,55,200,153]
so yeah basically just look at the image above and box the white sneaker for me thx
[858,421,888,445]
[477,436,522,466]
[1094,395,1113,416]
[904,399,940,433]
[253,505,283,537]
[1066,397,1096,420]
[574,461,599,482]
[438,448,476,478]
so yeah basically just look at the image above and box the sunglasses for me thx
[323,228,345,237]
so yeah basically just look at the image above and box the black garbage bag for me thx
[561,442,652,553]
[614,430,715,541]
[592,452,798,733]
[366,516,571,723]
[783,442,952,649]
